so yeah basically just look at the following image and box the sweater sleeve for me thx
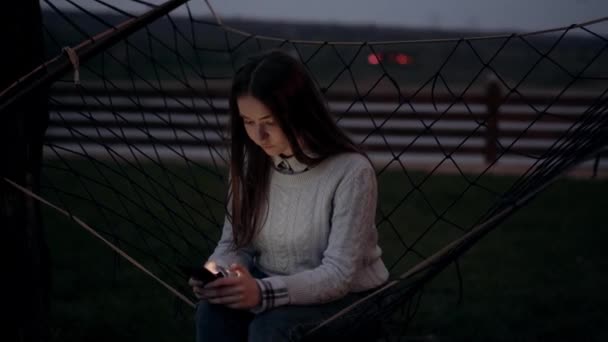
[207,215,255,270]
[260,161,378,308]
[250,278,290,313]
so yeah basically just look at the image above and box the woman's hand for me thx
[188,260,220,300]
[191,263,261,310]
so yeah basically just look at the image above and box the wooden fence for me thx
[46,81,606,167]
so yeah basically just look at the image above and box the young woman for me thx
[189,50,389,341]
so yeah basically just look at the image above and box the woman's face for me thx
[237,95,293,157]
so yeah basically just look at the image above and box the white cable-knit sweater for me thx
[208,152,389,311]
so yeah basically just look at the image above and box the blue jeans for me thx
[195,270,382,341]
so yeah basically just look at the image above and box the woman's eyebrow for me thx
[239,113,273,120]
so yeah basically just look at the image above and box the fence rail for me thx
[46,82,606,169]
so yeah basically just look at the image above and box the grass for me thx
[41,160,608,341]
[402,177,608,341]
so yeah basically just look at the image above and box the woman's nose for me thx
[257,125,269,140]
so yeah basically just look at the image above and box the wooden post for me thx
[0,1,51,341]
[484,80,501,164]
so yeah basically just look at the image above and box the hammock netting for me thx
[2,0,607,340]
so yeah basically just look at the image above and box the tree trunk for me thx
[0,1,51,341]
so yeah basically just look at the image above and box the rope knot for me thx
[62,46,80,85]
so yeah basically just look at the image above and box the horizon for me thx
[41,9,608,41]
[42,0,608,35]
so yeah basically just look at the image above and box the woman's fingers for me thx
[190,269,242,301]
[189,264,260,309]
[201,285,243,299]
[193,283,238,300]
[190,277,206,299]
[193,286,204,299]
[188,277,205,287]
[203,276,241,288]
[208,294,244,305]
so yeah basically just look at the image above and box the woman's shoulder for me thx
[322,152,375,175]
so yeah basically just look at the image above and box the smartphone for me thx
[179,265,223,284]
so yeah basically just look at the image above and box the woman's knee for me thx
[195,302,221,342]
[195,301,220,327]
[248,309,312,342]
[196,301,252,342]
[248,306,379,342]
[248,311,285,342]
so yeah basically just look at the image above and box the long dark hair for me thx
[228,50,363,248]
